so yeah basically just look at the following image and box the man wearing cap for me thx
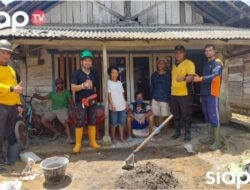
[71,50,100,154]
[150,58,171,127]
[171,45,195,141]
[33,78,74,143]
[193,44,223,150]
[0,40,23,166]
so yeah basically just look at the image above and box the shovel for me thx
[122,114,173,170]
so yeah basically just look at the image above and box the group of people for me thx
[0,39,223,168]
[107,44,223,152]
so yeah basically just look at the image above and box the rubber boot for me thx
[209,127,222,151]
[88,126,101,149]
[184,122,191,142]
[171,120,181,139]
[72,128,83,154]
[200,124,214,144]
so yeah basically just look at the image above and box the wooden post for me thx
[219,58,232,124]
[102,43,112,145]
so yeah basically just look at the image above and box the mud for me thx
[114,162,179,189]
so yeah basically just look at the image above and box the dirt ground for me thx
[1,121,250,190]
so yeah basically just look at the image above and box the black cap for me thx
[175,45,186,52]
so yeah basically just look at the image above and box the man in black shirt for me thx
[71,50,100,154]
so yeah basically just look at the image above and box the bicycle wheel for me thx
[15,120,29,149]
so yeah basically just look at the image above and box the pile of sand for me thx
[114,162,179,189]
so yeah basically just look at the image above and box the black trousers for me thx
[0,104,18,143]
[170,95,193,126]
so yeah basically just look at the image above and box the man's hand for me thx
[139,116,146,124]
[111,104,116,112]
[13,81,24,94]
[193,75,202,82]
[176,75,185,82]
[85,79,93,89]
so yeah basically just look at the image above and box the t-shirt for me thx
[0,65,21,105]
[108,80,126,111]
[129,102,151,120]
[171,59,195,96]
[48,90,71,110]
[71,69,98,104]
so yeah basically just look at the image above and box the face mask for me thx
[136,98,143,105]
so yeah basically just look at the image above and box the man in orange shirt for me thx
[193,44,223,151]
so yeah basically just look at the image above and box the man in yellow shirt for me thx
[0,40,23,166]
[171,45,195,141]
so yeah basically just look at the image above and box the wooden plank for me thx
[227,1,250,20]
[179,2,185,24]
[185,3,192,24]
[229,82,243,96]
[93,1,102,24]
[157,1,166,24]
[50,3,61,23]
[104,1,112,23]
[229,57,244,67]
[61,1,67,23]
[66,1,73,24]
[148,1,158,24]
[229,73,243,82]
[166,1,172,24]
[228,65,244,73]
[171,1,180,24]
[139,1,150,24]
[111,1,124,23]
[80,1,88,23]
[195,12,203,24]
[131,1,143,16]
[87,1,93,24]
[72,1,81,23]
[45,9,51,23]
[131,1,164,21]
[188,2,220,24]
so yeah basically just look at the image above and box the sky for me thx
[1,0,250,6]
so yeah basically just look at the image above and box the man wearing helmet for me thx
[33,78,74,143]
[71,50,101,154]
[0,40,23,166]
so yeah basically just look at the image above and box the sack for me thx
[81,93,97,107]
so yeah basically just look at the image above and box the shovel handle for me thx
[133,114,173,154]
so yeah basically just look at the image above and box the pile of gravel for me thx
[115,162,179,189]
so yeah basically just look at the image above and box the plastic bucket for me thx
[40,156,69,185]
[8,143,21,164]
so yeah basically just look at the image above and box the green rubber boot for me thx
[199,124,214,144]
[209,127,222,151]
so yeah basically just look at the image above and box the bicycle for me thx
[15,95,44,149]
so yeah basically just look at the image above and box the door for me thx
[130,54,153,102]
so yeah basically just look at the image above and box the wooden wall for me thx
[229,51,250,116]
[45,1,203,25]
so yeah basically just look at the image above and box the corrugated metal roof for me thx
[1,24,250,40]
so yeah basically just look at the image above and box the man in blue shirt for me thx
[150,58,171,127]
[71,50,100,154]
[193,44,223,151]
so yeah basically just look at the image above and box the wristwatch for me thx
[10,86,14,92]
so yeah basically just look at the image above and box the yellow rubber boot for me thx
[88,126,101,149]
[72,127,83,154]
